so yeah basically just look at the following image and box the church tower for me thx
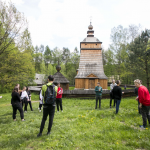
[75,23,108,89]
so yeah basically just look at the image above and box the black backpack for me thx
[44,84,56,104]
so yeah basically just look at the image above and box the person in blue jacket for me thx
[95,82,103,109]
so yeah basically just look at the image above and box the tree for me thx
[0,47,35,92]
[128,29,150,90]
[0,1,28,55]
[44,45,52,68]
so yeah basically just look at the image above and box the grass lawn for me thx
[0,93,150,150]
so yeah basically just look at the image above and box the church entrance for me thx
[89,79,95,89]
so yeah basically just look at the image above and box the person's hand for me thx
[122,92,124,94]
[27,99,29,101]
[139,103,142,108]
[136,97,138,101]
[99,89,100,91]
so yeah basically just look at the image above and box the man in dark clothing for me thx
[37,75,58,137]
[112,80,124,114]
[95,82,102,109]
[110,80,117,108]
[11,87,24,121]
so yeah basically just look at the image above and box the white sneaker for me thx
[62,110,63,112]
[39,110,41,112]
[24,111,27,113]
[38,108,40,110]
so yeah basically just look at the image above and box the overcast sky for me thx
[4,0,150,52]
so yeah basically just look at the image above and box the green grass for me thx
[69,87,75,90]
[107,87,133,90]
[69,86,132,90]
[0,93,150,150]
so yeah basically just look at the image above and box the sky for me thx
[3,0,150,52]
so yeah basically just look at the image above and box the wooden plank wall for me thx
[81,43,101,48]
[75,79,108,89]
[75,79,85,89]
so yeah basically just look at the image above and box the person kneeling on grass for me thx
[95,82,102,109]
[11,86,25,121]
[111,80,124,114]
[37,75,58,137]
[56,83,63,112]
[134,79,150,128]
[21,86,29,112]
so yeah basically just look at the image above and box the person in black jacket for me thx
[11,86,25,121]
[112,80,124,114]
[26,87,33,111]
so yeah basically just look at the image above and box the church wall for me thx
[98,79,107,89]
[75,78,108,89]
[81,43,101,48]
[75,79,85,89]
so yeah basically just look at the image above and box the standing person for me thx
[21,87,29,112]
[134,79,150,128]
[124,84,127,90]
[37,75,58,137]
[11,86,25,121]
[110,80,117,108]
[56,83,63,112]
[26,87,33,111]
[112,80,124,114]
[38,88,43,112]
[95,82,102,109]
[134,86,141,114]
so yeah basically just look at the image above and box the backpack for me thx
[44,84,56,104]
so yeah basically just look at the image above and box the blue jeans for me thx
[115,99,121,114]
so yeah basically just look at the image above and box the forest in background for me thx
[0,1,150,93]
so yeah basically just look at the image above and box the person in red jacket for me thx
[134,79,150,128]
[56,83,63,112]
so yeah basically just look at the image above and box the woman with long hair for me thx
[21,86,29,112]
[11,86,25,121]
[26,87,33,111]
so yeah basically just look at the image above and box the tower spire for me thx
[87,17,94,37]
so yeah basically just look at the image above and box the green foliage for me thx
[104,24,150,87]
[0,1,35,93]
[128,29,150,90]
[33,46,80,85]
[0,94,150,150]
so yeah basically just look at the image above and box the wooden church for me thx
[75,22,108,89]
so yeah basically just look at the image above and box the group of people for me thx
[11,84,33,121]
[95,79,150,128]
[11,76,64,136]
[11,75,150,137]
[95,80,124,114]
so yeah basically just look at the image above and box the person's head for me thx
[13,86,19,93]
[23,86,26,91]
[57,83,60,87]
[134,79,141,88]
[116,80,121,86]
[26,87,29,91]
[48,75,54,82]
[15,84,20,89]
[112,80,115,84]
[97,82,100,86]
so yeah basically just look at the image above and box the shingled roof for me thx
[53,72,70,84]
